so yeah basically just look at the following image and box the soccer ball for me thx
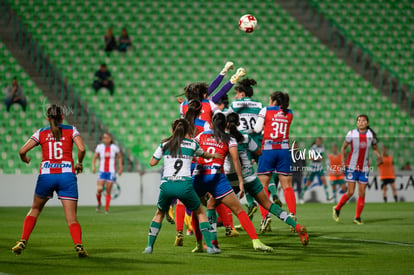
[238,14,257,33]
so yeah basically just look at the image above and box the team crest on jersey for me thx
[359,141,367,149]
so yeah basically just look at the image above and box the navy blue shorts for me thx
[193,173,234,199]
[345,168,369,183]
[35,173,78,200]
[98,171,116,182]
[257,149,292,176]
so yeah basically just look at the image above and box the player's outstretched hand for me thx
[75,163,83,174]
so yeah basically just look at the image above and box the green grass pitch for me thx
[1,203,414,274]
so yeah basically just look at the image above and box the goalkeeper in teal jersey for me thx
[143,119,222,254]
[224,113,309,245]
[229,78,281,217]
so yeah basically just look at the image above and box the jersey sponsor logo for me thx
[42,161,72,169]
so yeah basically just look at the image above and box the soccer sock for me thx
[246,193,255,208]
[324,185,330,199]
[184,213,193,231]
[336,193,350,211]
[21,215,37,241]
[207,209,218,241]
[384,197,387,203]
[96,193,101,205]
[211,81,234,104]
[237,211,258,240]
[216,203,231,228]
[191,213,203,242]
[69,222,82,245]
[105,194,111,211]
[284,187,297,215]
[394,195,398,202]
[259,188,270,219]
[268,183,277,198]
[147,221,161,248]
[355,196,365,218]
[175,203,185,232]
[199,222,214,249]
[208,74,224,95]
[269,204,297,228]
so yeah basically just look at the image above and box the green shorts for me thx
[157,179,201,213]
[231,177,263,198]
[330,179,345,185]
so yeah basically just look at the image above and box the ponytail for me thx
[226,112,244,143]
[47,104,63,141]
[212,113,230,144]
[184,99,202,137]
[162,118,189,157]
[270,91,289,115]
[235,78,256,97]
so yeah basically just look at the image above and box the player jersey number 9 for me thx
[203,147,216,163]
[48,141,63,160]
[269,121,287,139]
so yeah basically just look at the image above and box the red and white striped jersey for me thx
[194,130,237,174]
[345,129,377,171]
[95,143,120,173]
[258,106,293,150]
[180,99,218,124]
[31,124,80,174]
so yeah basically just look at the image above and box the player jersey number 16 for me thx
[270,122,287,139]
[48,141,63,160]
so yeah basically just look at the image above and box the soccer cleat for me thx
[75,244,88,258]
[191,241,204,253]
[96,204,101,213]
[186,229,193,236]
[220,61,234,75]
[353,217,364,225]
[289,213,297,232]
[175,231,184,247]
[252,239,273,252]
[104,210,109,215]
[273,196,283,207]
[247,202,258,220]
[206,246,221,254]
[225,226,240,237]
[295,225,309,246]
[166,207,175,224]
[332,206,340,222]
[230,68,246,84]
[12,240,26,255]
[260,215,272,234]
[142,246,153,254]
[234,224,243,230]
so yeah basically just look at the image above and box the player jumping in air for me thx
[12,104,88,257]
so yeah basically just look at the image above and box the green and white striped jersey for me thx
[224,131,260,183]
[153,138,204,180]
[229,97,263,134]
